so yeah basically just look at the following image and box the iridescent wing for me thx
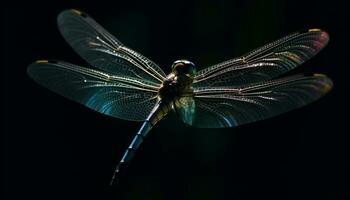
[182,74,333,128]
[27,60,160,121]
[194,29,329,87]
[57,9,166,84]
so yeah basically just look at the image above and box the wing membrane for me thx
[194,29,329,87]
[190,74,333,128]
[57,9,166,84]
[27,60,160,121]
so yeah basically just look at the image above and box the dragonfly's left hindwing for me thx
[27,60,159,121]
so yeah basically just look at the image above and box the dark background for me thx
[3,0,348,199]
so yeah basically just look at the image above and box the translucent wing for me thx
[27,60,160,121]
[187,74,332,128]
[57,9,166,84]
[194,29,329,87]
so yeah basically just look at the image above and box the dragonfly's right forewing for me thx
[194,29,329,87]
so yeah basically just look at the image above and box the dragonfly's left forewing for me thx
[190,74,333,128]
[57,9,166,84]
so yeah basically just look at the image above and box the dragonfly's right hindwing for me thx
[190,74,333,128]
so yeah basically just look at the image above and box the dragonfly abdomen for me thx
[110,99,173,185]
[121,122,152,163]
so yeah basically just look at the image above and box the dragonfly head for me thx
[171,60,196,78]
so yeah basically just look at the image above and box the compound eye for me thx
[175,62,184,68]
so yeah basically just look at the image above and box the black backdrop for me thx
[3,0,348,199]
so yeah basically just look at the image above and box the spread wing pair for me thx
[28,9,333,128]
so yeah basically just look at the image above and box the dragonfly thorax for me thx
[158,62,195,100]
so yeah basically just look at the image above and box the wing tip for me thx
[301,28,330,50]
[313,73,326,77]
[58,9,88,20]
[300,28,329,39]
[310,28,329,39]
[28,60,60,77]
[28,60,55,76]
[35,60,49,64]
[35,60,58,64]
[308,28,322,32]
[69,9,88,18]
[307,28,327,35]
[70,9,82,15]
[313,73,333,93]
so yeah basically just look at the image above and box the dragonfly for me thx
[27,9,333,185]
